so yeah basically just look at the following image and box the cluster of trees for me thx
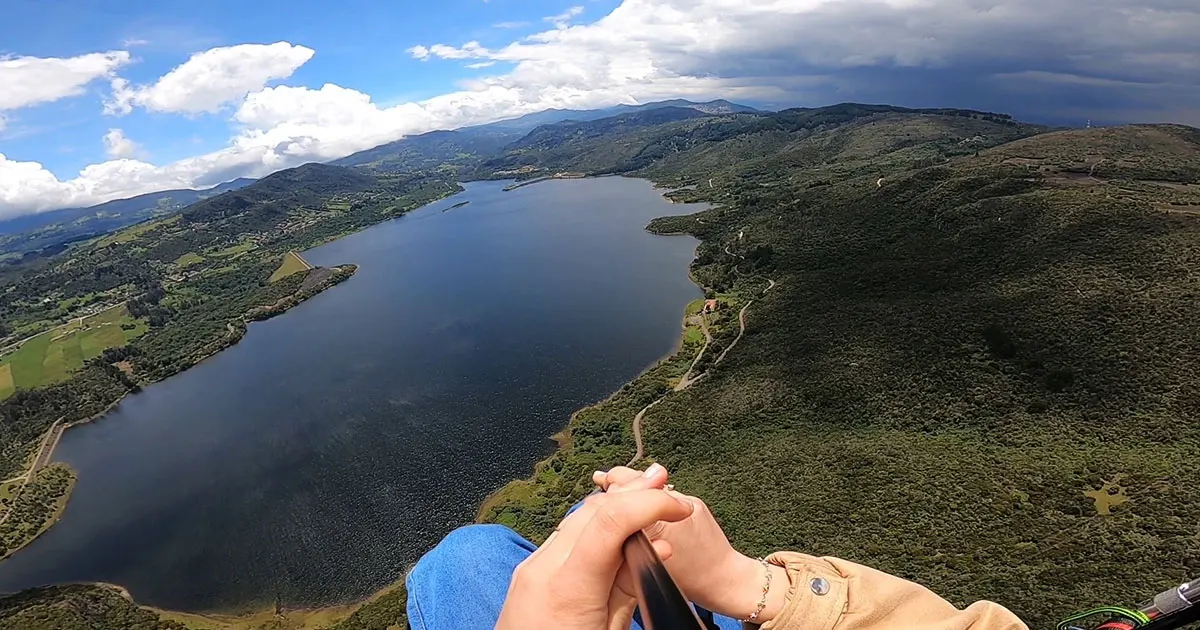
[0,584,186,630]
[0,249,149,335]
[0,464,74,560]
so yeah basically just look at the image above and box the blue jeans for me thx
[406,523,741,629]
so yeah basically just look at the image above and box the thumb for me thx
[560,489,693,592]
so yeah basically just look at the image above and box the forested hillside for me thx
[332,129,521,175]
[0,179,255,263]
[0,585,185,630]
[479,116,1200,627]
[1,103,1198,629]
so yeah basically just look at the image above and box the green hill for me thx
[330,99,762,177]
[0,179,256,265]
[332,129,521,175]
[481,118,1200,628]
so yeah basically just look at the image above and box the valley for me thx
[0,101,1198,629]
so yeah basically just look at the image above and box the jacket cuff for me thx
[752,552,847,630]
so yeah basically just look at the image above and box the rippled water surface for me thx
[0,178,702,612]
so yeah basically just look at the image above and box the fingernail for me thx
[643,463,664,478]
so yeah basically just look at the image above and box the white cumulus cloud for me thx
[544,6,585,29]
[106,42,314,115]
[0,154,190,216]
[102,128,141,159]
[0,51,130,112]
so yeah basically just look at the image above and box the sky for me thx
[0,0,1198,218]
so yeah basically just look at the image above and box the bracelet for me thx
[739,557,773,623]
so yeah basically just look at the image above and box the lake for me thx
[0,178,702,612]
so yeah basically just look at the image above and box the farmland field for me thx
[174,252,206,268]
[0,305,148,400]
[268,251,313,283]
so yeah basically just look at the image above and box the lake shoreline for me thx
[0,177,710,623]
[0,264,360,569]
[147,178,709,625]
[0,464,75,563]
[474,290,703,523]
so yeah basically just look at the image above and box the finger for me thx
[614,537,675,596]
[606,589,638,630]
[525,526,561,564]
[595,466,643,488]
[604,463,669,493]
[666,490,702,507]
[552,480,675,550]
[638,489,698,540]
[532,492,604,565]
[560,490,694,592]
[555,469,671,548]
[652,538,674,562]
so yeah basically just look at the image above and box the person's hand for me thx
[594,465,788,623]
[496,488,694,630]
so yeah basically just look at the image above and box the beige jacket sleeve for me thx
[757,552,1028,630]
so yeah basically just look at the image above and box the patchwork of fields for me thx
[0,305,148,400]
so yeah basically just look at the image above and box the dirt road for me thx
[626,279,775,465]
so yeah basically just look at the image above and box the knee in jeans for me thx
[411,524,518,581]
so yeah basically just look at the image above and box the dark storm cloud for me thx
[422,0,1200,125]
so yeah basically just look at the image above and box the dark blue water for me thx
[0,178,701,612]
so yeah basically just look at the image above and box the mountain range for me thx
[0,99,760,264]
[0,178,256,262]
[331,98,761,173]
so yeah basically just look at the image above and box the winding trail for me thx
[673,315,712,392]
[627,399,663,466]
[626,278,776,466]
[714,301,753,366]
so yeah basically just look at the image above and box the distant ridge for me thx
[0,178,257,261]
[473,98,761,133]
[0,178,256,236]
[333,98,761,174]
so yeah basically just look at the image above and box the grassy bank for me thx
[147,580,411,630]
[155,602,360,630]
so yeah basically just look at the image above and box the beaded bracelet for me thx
[739,557,773,623]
